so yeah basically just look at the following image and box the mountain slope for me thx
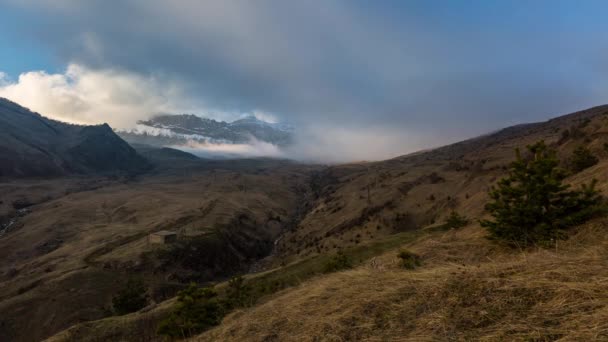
[192,105,608,341]
[35,104,608,341]
[0,157,319,342]
[118,114,294,148]
[197,221,608,341]
[0,98,150,178]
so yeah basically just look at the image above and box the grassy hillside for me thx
[25,105,608,340]
[273,105,608,262]
[0,159,318,342]
[193,105,608,341]
[198,221,608,341]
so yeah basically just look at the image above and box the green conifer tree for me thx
[157,283,224,338]
[444,211,469,229]
[568,146,598,173]
[481,141,603,247]
[111,278,149,315]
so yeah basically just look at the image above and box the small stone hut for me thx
[149,230,178,244]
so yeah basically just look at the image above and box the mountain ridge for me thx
[4,103,608,342]
[0,97,150,178]
[117,113,294,148]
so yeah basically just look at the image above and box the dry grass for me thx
[45,299,175,342]
[196,221,608,341]
[0,161,314,342]
[275,105,608,261]
[14,105,608,341]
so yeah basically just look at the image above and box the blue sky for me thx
[0,10,56,78]
[1,0,608,161]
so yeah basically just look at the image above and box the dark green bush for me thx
[444,211,470,229]
[111,278,149,315]
[224,276,254,309]
[397,250,421,269]
[481,141,603,248]
[323,251,352,273]
[567,146,598,173]
[157,283,224,338]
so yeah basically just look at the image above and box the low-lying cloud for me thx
[177,139,284,159]
[0,64,433,163]
[287,125,428,163]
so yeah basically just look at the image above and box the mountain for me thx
[0,98,150,178]
[41,106,608,341]
[117,114,294,148]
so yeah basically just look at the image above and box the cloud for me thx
[177,139,284,159]
[287,125,429,163]
[3,1,608,161]
[6,0,606,128]
[0,63,433,162]
[0,72,9,87]
[0,64,229,129]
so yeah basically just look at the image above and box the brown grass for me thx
[196,221,608,341]
[45,299,175,342]
[0,161,315,341]
[15,105,608,341]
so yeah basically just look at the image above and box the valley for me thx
[3,3,608,341]
[0,154,318,341]
[3,102,608,341]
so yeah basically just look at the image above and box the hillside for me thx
[42,105,608,341]
[0,98,150,178]
[198,222,608,341]
[0,158,319,342]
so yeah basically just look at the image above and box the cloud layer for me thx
[2,1,608,161]
[0,64,196,128]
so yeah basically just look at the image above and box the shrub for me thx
[152,234,245,282]
[157,283,224,338]
[111,278,149,316]
[323,251,352,273]
[224,276,254,309]
[567,146,598,173]
[444,211,469,229]
[397,250,421,269]
[481,141,603,248]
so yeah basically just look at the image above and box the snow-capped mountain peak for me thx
[117,113,294,148]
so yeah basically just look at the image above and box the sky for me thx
[1,0,608,162]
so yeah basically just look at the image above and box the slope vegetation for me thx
[199,222,608,341]
[195,105,608,341]
[0,158,318,342]
[38,104,608,341]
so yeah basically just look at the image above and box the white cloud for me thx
[176,138,284,159]
[0,64,217,129]
[0,64,432,162]
[0,72,10,87]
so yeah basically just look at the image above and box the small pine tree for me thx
[568,146,598,173]
[111,278,149,315]
[397,250,421,269]
[481,141,603,248]
[444,211,469,229]
[157,283,224,338]
[225,276,253,309]
[323,251,352,273]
